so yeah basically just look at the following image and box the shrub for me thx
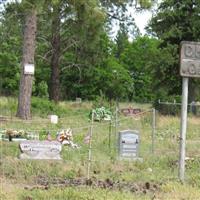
[31,97,68,117]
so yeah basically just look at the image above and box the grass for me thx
[1,97,200,199]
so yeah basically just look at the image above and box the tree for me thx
[0,0,157,103]
[46,0,106,101]
[49,1,61,102]
[148,0,200,102]
[115,23,130,58]
[0,3,22,95]
[120,36,160,101]
[16,0,42,119]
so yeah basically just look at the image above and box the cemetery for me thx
[2,0,200,199]
[1,100,200,199]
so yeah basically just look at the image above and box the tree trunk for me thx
[16,9,37,119]
[49,5,60,103]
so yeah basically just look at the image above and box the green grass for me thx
[1,97,200,199]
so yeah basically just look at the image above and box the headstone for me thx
[76,98,82,104]
[50,115,58,124]
[118,130,141,160]
[19,141,62,160]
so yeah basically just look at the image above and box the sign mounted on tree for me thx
[180,41,200,77]
[24,63,35,75]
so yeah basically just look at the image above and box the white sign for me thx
[24,63,35,75]
[50,115,58,124]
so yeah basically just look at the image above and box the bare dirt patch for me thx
[24,176,161,195]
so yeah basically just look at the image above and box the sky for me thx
[133,10,152,35]
[110,9,153,40]
[128,1,162,36]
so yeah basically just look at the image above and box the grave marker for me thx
[19,141,62,160]
[118,130,141,160]
[50,115,58,124]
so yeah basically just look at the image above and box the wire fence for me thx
[157,99,200,116]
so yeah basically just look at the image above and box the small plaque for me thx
[19,141,62,160]
[180,41,200,77]
[24,63,35,75]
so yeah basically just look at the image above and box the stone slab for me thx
[19,140,62,160]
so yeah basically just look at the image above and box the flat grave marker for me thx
[19,140,62,160]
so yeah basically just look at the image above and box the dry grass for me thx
[155,182,200,200]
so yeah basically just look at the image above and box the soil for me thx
[24,176,161,195]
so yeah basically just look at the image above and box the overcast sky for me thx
[133,10,152,35]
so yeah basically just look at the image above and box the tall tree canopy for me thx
[0,0,160,109]
[148,0,200,102]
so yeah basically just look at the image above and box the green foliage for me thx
[90,106,112,121]
[37,81,49,98]
[0,0,162,104]
[94,57,133,100]
[120,36,160,102]
[31,97,68,117]
[148,0,200,101]
[0,4,22,96]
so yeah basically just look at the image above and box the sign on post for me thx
[180,41,200,77]
[179,41,200,182]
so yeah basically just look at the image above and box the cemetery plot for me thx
[2,104,200,199]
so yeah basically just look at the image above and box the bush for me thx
[31,97,68,117]
[37,81,49,98]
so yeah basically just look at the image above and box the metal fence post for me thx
[115,103,118,155]
[108,119,112,151]
[152,108,156,154]
[87,110,94,180]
